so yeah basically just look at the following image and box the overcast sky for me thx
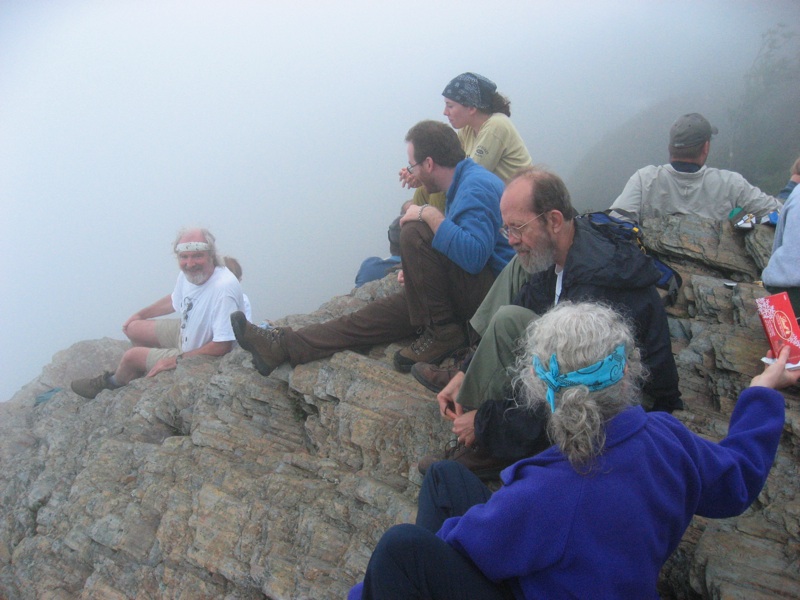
[1,0,796,400]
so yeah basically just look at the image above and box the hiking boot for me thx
[411,362,461,394]
[231,311,288,376]
[418,441,510,481]
[393,323,467,373]
[70,371,119,400]
[417,440,463,475]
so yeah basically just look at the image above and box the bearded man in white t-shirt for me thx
[71,227,245,399]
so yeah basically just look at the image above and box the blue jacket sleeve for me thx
[432,177,504,275]
[691,386,785,518]
[347,581,363,599]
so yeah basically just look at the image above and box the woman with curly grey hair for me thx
[347,301,797,600]
[515,301,646,470]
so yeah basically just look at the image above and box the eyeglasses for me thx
[408,159,425,174]
[500,211,547,240]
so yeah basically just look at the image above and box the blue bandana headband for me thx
[442,72,497,111]
[533,344,627,412]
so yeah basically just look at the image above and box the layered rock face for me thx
[1,217,798,599]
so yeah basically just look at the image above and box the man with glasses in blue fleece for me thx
[413,166,682,478]
[232,120,513,375]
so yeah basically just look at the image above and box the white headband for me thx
[176,242,210,252]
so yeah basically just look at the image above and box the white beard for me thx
[184,268,212,285]
[516,242,556,274]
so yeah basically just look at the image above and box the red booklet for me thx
[755,292,800,369]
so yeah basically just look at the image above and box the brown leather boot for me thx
[70,371,119,399]
[393,323,467,373]
[231,311,289,376]
[411,362,461,393]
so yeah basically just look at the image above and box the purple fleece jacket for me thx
[349,386,784,599]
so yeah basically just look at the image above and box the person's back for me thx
[494,402,778,599]
[610,113,781,222]
[613,163,781,221]
[457,112,531,183]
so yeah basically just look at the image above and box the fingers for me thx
[439,400,456,421]
[751,345,800,389]
[775,345,790,367]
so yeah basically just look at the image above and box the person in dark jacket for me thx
[415,166,682,478]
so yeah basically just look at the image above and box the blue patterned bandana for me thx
[442,72,497,111]
[533,345,627,412]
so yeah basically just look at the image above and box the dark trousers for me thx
[401,220,495,326]
[284,221,495,365]
[359,462,514,600]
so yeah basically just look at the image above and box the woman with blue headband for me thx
[347,301,797,599]
[400,72,532,212]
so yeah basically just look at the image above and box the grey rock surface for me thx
[1,218,798,599]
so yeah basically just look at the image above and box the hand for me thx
[437,371,465,420]
[397,269,404,285]
[452,410,476,447]
[750,346,800,389]
[122,312,142,334]
[147,355,179,378]
[399,204,423,226]
[398,167,420,189]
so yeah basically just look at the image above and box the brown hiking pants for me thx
[284,221,496,365]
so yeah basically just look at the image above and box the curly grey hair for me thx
[515,302,645,471]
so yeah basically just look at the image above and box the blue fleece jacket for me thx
[348,386,784,599]
[433,387,784,599]
[433,158,513,276]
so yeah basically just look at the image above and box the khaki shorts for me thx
[145,319,182,371]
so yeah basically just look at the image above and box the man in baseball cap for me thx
[669,112,719,148]
[610,112,783,221]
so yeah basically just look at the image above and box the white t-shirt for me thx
[243,293,253,322]
[171,266,244,352]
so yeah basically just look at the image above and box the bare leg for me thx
[114,347,151,385]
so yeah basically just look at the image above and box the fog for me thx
[1,0,796,401]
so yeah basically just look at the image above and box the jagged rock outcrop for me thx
[1,217,798,599]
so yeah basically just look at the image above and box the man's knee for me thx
[373,523,427,559]
[487,305,537,340]
[426,459,472,487]
[399,220,433,251]
[125,318,159,346]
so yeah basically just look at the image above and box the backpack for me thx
[577,209,682,306]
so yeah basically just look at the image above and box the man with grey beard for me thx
[71,227,245,399]
[414,166,681,478]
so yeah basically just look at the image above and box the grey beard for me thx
[517,245,556,274]
[184,269,211,285]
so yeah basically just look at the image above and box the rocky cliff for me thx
[1,217,798,600]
